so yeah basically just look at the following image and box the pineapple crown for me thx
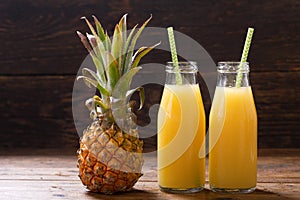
[76,14,160,120]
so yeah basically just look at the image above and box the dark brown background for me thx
[0,0,299,154]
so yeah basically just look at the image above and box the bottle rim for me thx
[217,61,249,72]
[166,61,198,73]
[218,61,249,65]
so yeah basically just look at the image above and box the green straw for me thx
[167,27,182,85]
[236,27,254,87]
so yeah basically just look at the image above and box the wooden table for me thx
[0,149,299,199]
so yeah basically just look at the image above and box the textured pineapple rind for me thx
[77,120,144,194]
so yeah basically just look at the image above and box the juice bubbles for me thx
[158,83,206,193]
[209,62,257,193]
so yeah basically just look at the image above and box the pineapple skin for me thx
[77,120,144,194]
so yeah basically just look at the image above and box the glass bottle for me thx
[157,61,206,193]
[209,61,257,193]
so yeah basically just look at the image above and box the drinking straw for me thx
[236,27,254,87]
[167,27,182,85]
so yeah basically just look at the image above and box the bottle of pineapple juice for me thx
[158,62,206,193]
[209,62,257,193]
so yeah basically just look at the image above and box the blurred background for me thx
[0,0,299,155]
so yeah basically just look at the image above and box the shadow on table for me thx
[159,189,295,200]
[85,188,296,200]
[86,189,161,200]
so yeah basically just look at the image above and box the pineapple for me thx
[76,14,159,194]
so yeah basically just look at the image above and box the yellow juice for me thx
[158,84,206,190]
[209,86,257,190]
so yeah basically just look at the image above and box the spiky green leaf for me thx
[112,67,141,99]
[106,53,119,91]
[93,95,109,112]
[81,16,102,45]
[86,32,107,70]
[76,31,106,84]
[86,33,101,59]
[118,14,128,75]
[76,31,93,53]
[118,14,127,43]
[76,75,98,88]
[92,15,106,41]
[126,87,145,110]
[77,75,109,98]
[122,24,137,74]
[111,24,123,72]
[93,15,112,57]
[118,14,127,58]
[124,15,152,74]
[88,53,106,84]
[85,96,109,120]
[104,31,112,52]
[131,42,160,69]
[85,96,108,113]
[81,68,110,96]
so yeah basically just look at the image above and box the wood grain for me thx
[0,0,299,151]
[0,149,299,199]
[0,0,299,74]
[0,70,299,152]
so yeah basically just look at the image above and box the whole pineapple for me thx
[76,14,159,194]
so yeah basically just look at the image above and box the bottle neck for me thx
[217,62,250,87]
[165,61,198,85]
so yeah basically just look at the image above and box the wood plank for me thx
[1,149,299,182]
[252,71,299,104]
[0,180,299,200]
[0,0,299,74]
[0,76,78,151]
[0,149,299,199]
[0,72,297,123]
[0,71,299,151]
[258,135,300,149]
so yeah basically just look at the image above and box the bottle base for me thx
[210,186,256,194]
[159,185,204,194]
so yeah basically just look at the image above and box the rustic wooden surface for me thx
[0,149,299,199]
[0,0,299,151]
